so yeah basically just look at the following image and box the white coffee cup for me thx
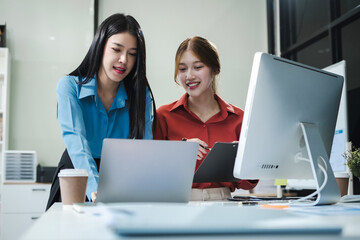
[58,169,88,205]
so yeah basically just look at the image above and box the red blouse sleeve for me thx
[235,179,259,191]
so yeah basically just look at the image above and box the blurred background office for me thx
[0,1,360,239]
[0,0,359,193]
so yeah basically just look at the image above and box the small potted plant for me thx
[344,144,360,179]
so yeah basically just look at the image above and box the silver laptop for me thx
[96,139,198,203]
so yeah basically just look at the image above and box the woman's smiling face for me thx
[177,50,215,98]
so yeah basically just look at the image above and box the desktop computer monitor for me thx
[233,52,344,205]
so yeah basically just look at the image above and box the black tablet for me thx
[193,142,240,183]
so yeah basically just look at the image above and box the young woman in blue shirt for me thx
[46,13,156,210]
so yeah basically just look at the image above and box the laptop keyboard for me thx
[229,196,314,205]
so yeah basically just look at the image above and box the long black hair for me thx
[69,13,156,139]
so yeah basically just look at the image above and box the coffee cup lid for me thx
[58,169,88,177]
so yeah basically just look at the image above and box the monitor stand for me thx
[299,122,341,205]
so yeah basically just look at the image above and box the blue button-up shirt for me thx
[56,75,153,200]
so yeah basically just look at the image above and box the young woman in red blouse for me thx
[153,36,258,201]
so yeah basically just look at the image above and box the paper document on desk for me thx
[102,203,342,236]
[287,204,360,216]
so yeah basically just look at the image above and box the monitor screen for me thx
[233,52,344,205]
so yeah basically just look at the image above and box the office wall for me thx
[0,0,93,166]
[0,0,267,166]
[99,0,268,107]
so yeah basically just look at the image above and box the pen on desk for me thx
[242,201,258,205]
[182,138,211,150]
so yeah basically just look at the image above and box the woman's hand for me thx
[91,192,97,202]
[184,138,210,160]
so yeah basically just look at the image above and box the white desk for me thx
[22,202,360,240]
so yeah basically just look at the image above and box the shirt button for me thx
[203,125,206,128]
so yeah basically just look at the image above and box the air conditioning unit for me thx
[3,150,37,182]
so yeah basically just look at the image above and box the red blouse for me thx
[153,93,258,191]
